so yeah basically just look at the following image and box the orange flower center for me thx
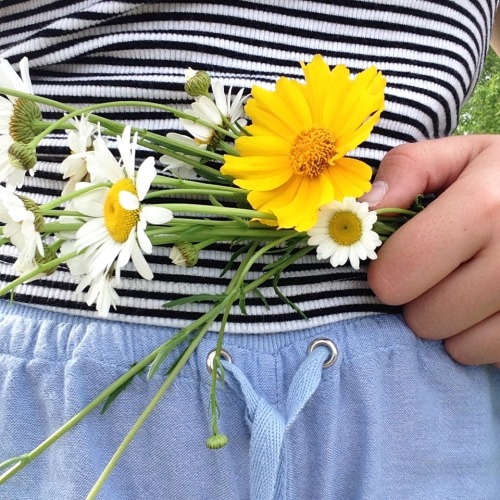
[289,127,336,177]
[104,178,140,242]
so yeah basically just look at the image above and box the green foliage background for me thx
[456,49,500,134]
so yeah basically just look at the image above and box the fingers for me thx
[362,135,497,210]
[443,312,500,365]
[368,135,500,305]
[364,135,500,366]
[368,177,492,305]
[402,249,500,339]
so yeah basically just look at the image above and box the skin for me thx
[364,9,500,366]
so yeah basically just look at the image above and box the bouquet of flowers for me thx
[0,54,421,496]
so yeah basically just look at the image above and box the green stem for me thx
[0,251,78,298]
[161,203,276,221]
[207,242,258,438]
[143,188,247,201]
[39,182,110,212]
[0,343,163,484]
[209,301,232,437]
[375,207,417,217]
[85,322,211,499]
[151,176,245,194]
[0,88,238,159]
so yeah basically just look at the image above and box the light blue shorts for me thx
[0,300,499,499]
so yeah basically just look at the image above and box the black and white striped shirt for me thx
[0,0,497,332]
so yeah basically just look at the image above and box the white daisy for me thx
[179,80,247,144]
[307,197,382,270]
[60,115,97,195]
[0,57,39,190]
[211,80,247,127]
[72,126,173,284]
[61,239,120,317]
[159,133,207,180]
[0,185,44,274]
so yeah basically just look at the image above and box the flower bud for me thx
[17,195,45,232]
[10,98,42,143]
[8,142,37,171]
[206,433,228,450]
[184,69,211,97]
[35,243,58,276]
[170,241,198,267]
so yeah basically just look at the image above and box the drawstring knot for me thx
[220,339,338,500]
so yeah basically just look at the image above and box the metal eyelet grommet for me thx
[308,338,338,368]
[206,348,232,374]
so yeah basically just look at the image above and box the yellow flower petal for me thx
[325,67,385,145]
[272,177,321,231]
[222,155,293,190]
[248,175,333,231]
[300,54,334,123]
[325,157,373,200]
[335,106,384,155]
[248,77,311,135]
[248,175,302,212]
[234,135,290,157]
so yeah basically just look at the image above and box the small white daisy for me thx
[79,272,120,317]
[307,197,382,270]
[179,80,247,144]
[179,95,223,144]
[0,57,39,190]
[159,133,207,180]
[61,239,120,317]
[211,80,247,127]
[60,115,97,195]
[0,185,44,274]
[72,126,173,284]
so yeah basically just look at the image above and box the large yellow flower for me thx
[221,54,386,231]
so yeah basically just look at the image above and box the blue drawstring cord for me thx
[222,344,332,500]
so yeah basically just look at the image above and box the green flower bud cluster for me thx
[8,142,37,172]
[10,98,42,143]
[170,241,199,267]
[184,69,211,98]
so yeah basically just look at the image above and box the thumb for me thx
[359,135,495,209]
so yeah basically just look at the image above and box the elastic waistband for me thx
[0,300,427,370]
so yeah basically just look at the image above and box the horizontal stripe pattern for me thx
[0,0,497,332]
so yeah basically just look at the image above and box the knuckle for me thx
[367,261,403,305]
[380,142,421,171]
[444,338,475,366]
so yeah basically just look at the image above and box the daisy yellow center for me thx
[104,178,140,243]
[328,211,363,246]
[290,127,336,177]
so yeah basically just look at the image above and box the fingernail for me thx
[359,180,388,208]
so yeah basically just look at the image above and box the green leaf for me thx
[220,242,252,277]
[147,333,191,380]
[101,363,145,414]
[162,294,226,308]
[238,284,247,315]
[272,273,308,320]
[252,287,270,309]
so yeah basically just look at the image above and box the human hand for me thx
[362,135,500,365]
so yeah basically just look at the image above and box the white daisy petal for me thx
[193,96,223,125]
[131,242,153,280]
[119,190,140,211]
[142,205,173,225]
[136,225,152,254]
[89,135,123,183]
[136,156,157,201]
